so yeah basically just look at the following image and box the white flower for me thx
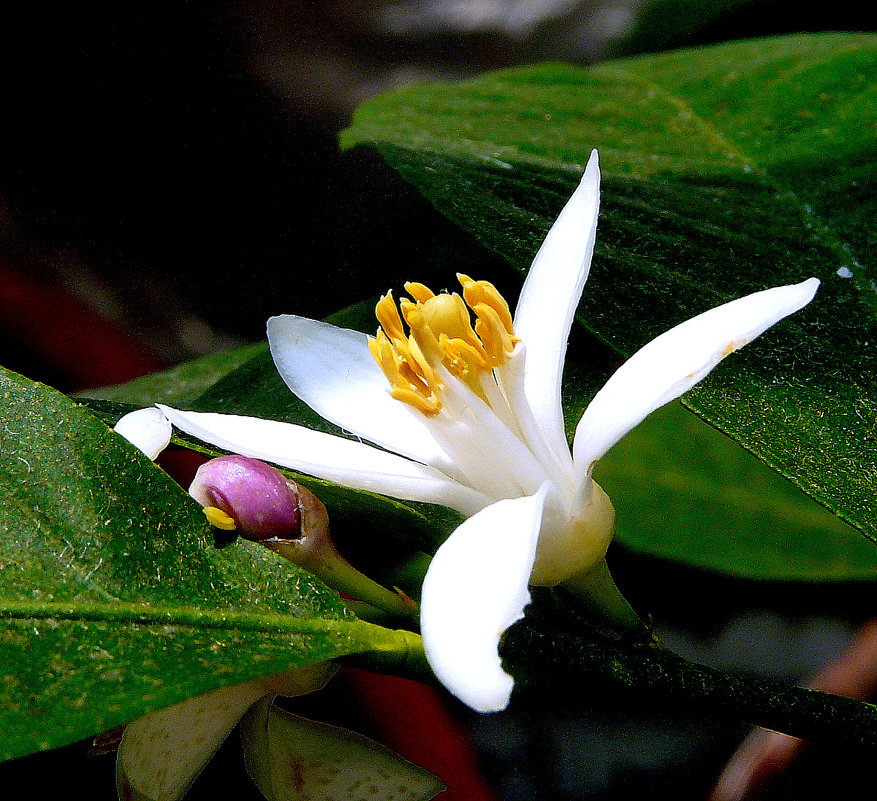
[158,150,819,713]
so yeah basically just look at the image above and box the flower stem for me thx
[561,557,650,637]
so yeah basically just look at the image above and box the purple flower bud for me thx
[189,455,301,540]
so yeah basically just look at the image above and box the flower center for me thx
[368,274,519,416]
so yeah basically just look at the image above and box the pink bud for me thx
[189,455,301,540]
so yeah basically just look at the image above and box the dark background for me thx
[0,2,874,799]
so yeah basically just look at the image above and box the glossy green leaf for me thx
[0,366,418,761]
[341,33,877,551]
[597,401,877,580]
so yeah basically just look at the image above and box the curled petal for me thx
[240,697,444,801]
[268,315,454,472]
[157,405,491,516]
[573,277,820,476]
[114,407,172,461]
[514,150,600,467]
[420,488,546,712]
[116,681,267,801]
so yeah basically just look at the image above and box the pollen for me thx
[370,276,519,415]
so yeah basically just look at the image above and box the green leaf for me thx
[598,401,877,580]
[341,33,877,552]
[78,342,267,406]
[0,366,418,761]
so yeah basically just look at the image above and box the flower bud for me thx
[189,455,301,540]
[190,455,417,621]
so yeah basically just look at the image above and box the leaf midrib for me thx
[0,598,363,634]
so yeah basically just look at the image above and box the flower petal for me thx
[157,405,491,516]
[513,150,600,462]
[113,407,172,461]
[420,488,546,712]
[268,315,454,471]
[116,681,266,801]
[572,277,820,475]
[240,696,444,801]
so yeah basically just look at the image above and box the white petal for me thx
[157,405,491,516]
[116,681,266,801]
[268,315,454,471]
[513,150,601,461]
[496,344,576,497]
[420,361,549,499]
[573,278,820,474]
[240,697,444,801]
[113,407,172,461]
[420,488,547,712]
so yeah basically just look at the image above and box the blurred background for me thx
[0,2,874,799]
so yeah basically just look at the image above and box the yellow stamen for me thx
[390,387,441,416]
[395,331,439,389]
[370,329,441,414]
[473,303,519,365]
[369,276,518,416]
[458,274,515,335]
[439,334,488,379]
[403,281,435,303]
[203,506,237,530]
[375,292,406,340]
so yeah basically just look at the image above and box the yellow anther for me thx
[390,387,441,416]
[370,331,405,389]
[404,282,435,303]
[474,303,519,365]
[203,506,237,530]
[370,275,518,416]
[396,333,438,388]
[458,274,515,336]
[439,333,487,379]
[375,292,406,340]
[398,297,418,327]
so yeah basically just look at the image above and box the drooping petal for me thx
[268,315,455,473]
[513,150,601,464]
[420,488,547,712]
[116,680,266,801]
[572,277,820,477]
[240,696,444,801]
[157,405,491,516]
[113,407,172,461]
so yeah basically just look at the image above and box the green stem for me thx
[505,619,877,749]
[561,557,650,636]
[268,538,418,621]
